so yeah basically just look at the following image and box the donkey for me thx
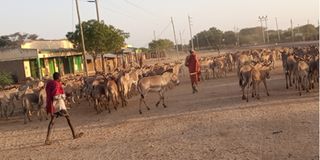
[251,62,273,100]
[0,86,21,119]
[137,69,180,114]
[239,64,253,102]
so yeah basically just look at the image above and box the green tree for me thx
[0,32,38,48]
[66,20,129,73]
[149,39,174,52]
[267,30,280,43]
[223,31,237,46]
[207,27,223,50]
[239,27,263,45]
[191,27,223,50]
[316,26,319,40]
[296,24,318,41]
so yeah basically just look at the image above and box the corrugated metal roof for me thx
[21,39,74,50]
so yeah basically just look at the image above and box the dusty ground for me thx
[0,59,318,160]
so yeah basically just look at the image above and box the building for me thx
[85,53,118,74]
[0,39,84,82]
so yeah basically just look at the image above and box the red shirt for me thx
[46,80,64,114]
[187,53,200,73]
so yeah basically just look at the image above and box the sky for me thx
[0,0,319,47]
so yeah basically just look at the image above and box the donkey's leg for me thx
[161,95,166,108]
[139,94,150,114]
[10,100,16,116]
[156,92,161,107]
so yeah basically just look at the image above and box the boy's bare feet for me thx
[44,139,52,145]
[73,132,84,139]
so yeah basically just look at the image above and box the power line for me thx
[100,6,139,21]
[156,22,171,38]
[98,1,160,26]
[122,0,157,17]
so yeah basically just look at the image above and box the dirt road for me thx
[0,61,318,160]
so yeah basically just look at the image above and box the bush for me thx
[0,71,13,87]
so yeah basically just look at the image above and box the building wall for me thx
[0,60,25,83]
[86,57,118,74]
[0,48,37,61]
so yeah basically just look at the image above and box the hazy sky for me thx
[1,0,319,47]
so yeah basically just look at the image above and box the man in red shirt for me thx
[185,50,201,93]
[45,72,83,145]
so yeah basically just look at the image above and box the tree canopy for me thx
[148,39,174,52]
[191,24,319,49]
[66,20,129,56]
[66,20,129,73]
[191,27,224,50]
[0,32,38,48]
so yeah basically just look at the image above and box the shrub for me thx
[0,71,13,87]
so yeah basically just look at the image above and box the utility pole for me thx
[152,31,158,60]
[291,19,294,42]
[170,17,179,54]
[75,0,88,76]
[94,0,100,21]
[275,17,281,42]
[88,0,104,72]
[153,30,156,41]
[237,27,240,46]
[196,35,200,50]
[234,25,240,46]
[258,16,266,43]
[179,31,183,51]
[264,16,269,43]
[91,0,106,73]
[188,15,194,50]
[234,25,237,46]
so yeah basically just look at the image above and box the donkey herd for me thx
[0,45,318,124]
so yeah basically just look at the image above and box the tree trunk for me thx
[101,54,105,73]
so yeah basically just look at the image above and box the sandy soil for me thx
[0,60,318,160]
